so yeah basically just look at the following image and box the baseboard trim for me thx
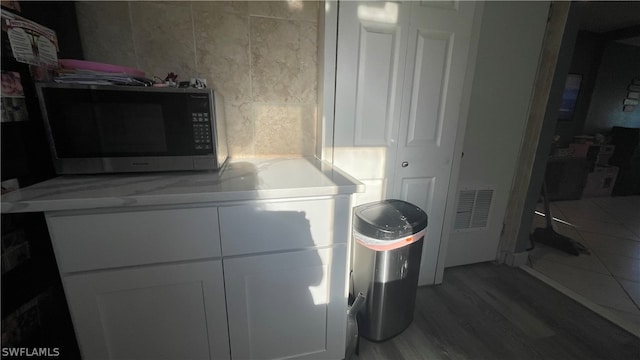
[504,251,529,267]
[520,265,640,339]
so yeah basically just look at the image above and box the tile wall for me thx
[75,1,319,158]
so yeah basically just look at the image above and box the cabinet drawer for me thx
[47,207,221,273]
[219,197,349,256]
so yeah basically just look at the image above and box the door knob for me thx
[401,161,409,168]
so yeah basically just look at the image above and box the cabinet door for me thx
[224,247,347,360]
[63,260,230,360]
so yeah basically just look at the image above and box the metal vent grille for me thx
[454,188,494,230]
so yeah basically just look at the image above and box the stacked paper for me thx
[54,69,153,86]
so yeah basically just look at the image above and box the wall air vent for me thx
[454,187,494,231]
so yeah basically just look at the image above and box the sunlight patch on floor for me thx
[533,211,576,227]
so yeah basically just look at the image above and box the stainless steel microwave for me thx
[35,83,228,174]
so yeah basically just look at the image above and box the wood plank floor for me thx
[356,262,640,360]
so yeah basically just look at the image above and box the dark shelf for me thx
[1,1,83,353]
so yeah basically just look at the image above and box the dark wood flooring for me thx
[356,262,640,360]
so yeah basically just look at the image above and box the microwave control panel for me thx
[192,112,212,150]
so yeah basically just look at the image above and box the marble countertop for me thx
[1,157,364,213]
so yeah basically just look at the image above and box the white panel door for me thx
[224,247,347,360]
[391,1,479,285]
[63,261,230,360]
[333,1,409,206]
[333,1,480,285]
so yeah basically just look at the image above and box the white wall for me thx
[583,42,640,133]
[445,1,550,267]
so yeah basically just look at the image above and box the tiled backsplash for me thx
[75,1,319,158]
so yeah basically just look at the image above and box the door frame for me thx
[317,0,338,162]
[430,1,485,283]
[499,2,578,262]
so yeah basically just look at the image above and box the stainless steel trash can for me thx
[352,199,427,342]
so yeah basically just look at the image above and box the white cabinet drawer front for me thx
[64,260,230,360]
[47,207,221,273]
[219,197,349,256]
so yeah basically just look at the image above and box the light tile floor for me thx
[526,195,640,333]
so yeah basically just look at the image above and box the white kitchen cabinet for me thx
[224,246,347,360]
[1,158,361,360]
[45,197,350,360]
[63,260,230,360]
